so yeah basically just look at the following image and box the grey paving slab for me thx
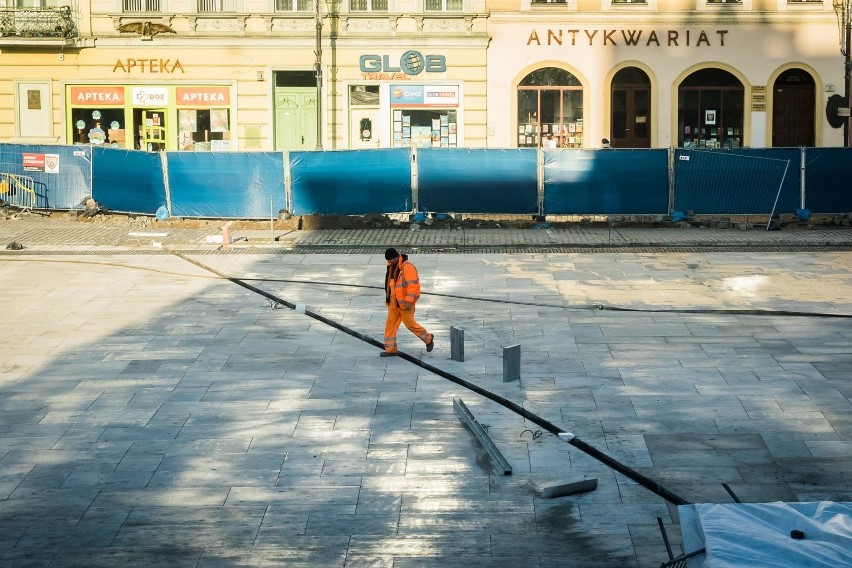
[1,241,851,566]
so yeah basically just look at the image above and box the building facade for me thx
[0,0,847,150]
[0,0,487,151]
[487,0,845,149]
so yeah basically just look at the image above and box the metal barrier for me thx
[0,172,37,214]
[2,143,851,218]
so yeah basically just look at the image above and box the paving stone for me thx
[1,238,851,565]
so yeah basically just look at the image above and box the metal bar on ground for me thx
[453,398,512,475]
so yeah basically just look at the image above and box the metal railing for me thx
[197,0,240,12]
[0,173,38,213]
[122,0,162,12]
[0,6,77,38]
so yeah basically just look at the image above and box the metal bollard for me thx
[451,326,465,362]
[503,344,520,382]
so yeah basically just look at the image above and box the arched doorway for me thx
[610,67,651,148]
[678,68,744,149]
[517,67,583,148]
[772,68,815,147]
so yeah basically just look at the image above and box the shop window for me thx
[179,108,231,151]
[678,68,744,149]
[69,108,126,147]
[350,85,380,106]
[122,0,161,12]
[393,109,457,148]
[424,0,463,11]
[350,0,388,10]
[517,67,583,148]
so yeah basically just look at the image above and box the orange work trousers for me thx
[384,302,431,353]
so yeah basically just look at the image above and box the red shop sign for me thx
[70,86,126,106]
[176,86,230,107]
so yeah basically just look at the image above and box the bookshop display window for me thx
[517,67,584,148]
[678,69,744,149]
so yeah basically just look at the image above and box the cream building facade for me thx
[487,0,846,149]
[0,0,847,151]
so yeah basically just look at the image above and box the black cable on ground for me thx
[169,249,690,506]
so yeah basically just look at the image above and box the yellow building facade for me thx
[0,0,488,151]
[0,0,847,150]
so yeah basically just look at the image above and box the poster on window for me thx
[179,110,197,132]
[210,109,229,133]
[705,110,716,125]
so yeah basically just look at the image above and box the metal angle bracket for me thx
[453,398,512,475]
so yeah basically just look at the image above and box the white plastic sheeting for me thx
[679,501,852,568]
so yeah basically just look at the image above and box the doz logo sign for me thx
[359,50,446,75]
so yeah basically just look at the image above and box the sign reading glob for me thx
[360,50,446,80]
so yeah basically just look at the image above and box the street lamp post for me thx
[834,0,852,147]
[315,0,323,150]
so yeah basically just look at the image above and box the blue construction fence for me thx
[1,143,850,218]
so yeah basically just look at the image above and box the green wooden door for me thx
[274,88,317,151]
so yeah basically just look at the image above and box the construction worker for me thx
[381,248,434,357]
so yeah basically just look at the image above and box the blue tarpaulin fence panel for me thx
[803,148,852,213]
[167,152,285,218]
[417,148,538,214]
[673,148,800,215]
[543,149,669,215]
[0,143,91,209]
[289,149,411,215]
[92,148,166,215]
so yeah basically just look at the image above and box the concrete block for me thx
[503,344,520,382]
[535,477,598,499]
[450,326,464,362]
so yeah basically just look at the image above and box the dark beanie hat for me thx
[384,248,400,260]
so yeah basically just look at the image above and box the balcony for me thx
[0,6,77,45]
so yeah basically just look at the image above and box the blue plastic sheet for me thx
[0,143,91,209]
[417,148,538,214]
[92,147,166,215]
[167,152,285,218]
[803,148,852,213]
[673,148,800,215]
[289,149,411,215]
[544,149,668,215]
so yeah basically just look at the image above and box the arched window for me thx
[517,67,583,148]
[678,68,744,148]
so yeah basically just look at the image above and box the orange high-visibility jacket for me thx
[387,257,421,308]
